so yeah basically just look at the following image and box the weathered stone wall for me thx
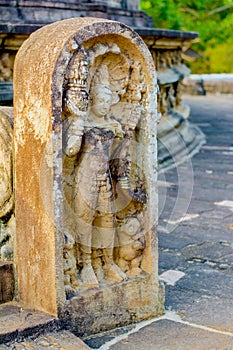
[183,74,233,95]
[0,0,150,28]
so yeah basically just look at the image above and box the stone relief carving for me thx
[63,231,80,294]
[62,43,148,295]
[155,50,189,117]
[0,53,14,82]
[158,81,187,117]
[0,108,14,261]
[115,216,145,278]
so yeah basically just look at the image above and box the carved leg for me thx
[92,249,104,282]
[116,257,129,273]
[74,186,99,289]
[92,256,104,282]
[79,246,99,289]
[127,256,142,278]
[103,248,126,282]
[94,209,127,283]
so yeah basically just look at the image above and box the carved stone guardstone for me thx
[14,17,164,335]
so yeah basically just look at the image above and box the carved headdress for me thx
[66,47,89,89]
[91,64,111,91]
[63,47,89,116]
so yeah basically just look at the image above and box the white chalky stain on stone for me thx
[202,145,233,151]
[159,270,185,286]
[158,180,175,188]
[164,213,199,225]
[214,200,233,208]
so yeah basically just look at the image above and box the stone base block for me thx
[61,276,165,337]
[0,262,14,304]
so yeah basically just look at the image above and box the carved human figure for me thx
[63,50,147,291]
[72,64,126,289]
[62,48,89,293]
[116,217,145,277]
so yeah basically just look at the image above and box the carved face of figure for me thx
[91,86,112,118]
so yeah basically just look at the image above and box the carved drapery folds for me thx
[62,42,148,296]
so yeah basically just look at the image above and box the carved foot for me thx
[93,265,104,282]
[104,263,126,282]
[72,280,80,290]
[65,285,76,295]
[80,265,99,289]
[127,267,142,278]
[92,257,104,282]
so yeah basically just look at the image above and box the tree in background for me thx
[141,0,233,73]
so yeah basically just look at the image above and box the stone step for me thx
[0,302,59,344]
[0,330,90,349]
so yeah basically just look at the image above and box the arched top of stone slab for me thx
[14,17,158,316]
[14,17,157,149]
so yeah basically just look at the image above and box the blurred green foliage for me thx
[141,0,233,73]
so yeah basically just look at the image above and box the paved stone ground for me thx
[84,94,233,349]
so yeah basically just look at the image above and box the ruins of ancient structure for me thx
[0,0,205,343]
[0,0,205,171]
[0,17,163,337]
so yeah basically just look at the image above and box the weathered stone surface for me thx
[0,262,14,304]
[14,17,163,334]
[0,107,15,275]
[165,287,233,333]
[108,319,233,350]
[0,107,13,219]
[2,330,91,349]
[0,303,59,344]
[62,280,164,337]
[0,0,151,29]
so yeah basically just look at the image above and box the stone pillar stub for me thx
[14,17,163,331]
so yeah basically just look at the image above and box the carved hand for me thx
[63,116,84,157]
[64,135,82,157]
